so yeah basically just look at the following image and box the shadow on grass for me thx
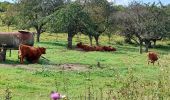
[3,59,20,64]
[39,41,67,47]
[116,45,139,54]
[155,44,170,54]
[2,58,51,65]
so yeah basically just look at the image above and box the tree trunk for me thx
[139,40,143,54]
[88,35,93,46]
[153,40,156,48]
[35,25,43,42]
[145,46,149,52]
[8,25,10,32]
[67,32,73,49]
[148,41,152,48]
[94,35,100,46]
[108,36,111,44]
[144,40,150,53]
[124,37,132,44]
[36,32,41,42]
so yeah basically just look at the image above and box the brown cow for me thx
[148,51,159,65]
[76,42,83,48]
[103,46,116,51]
[76,42,117,52]
[19,44,46,64]
[94,46,103,51]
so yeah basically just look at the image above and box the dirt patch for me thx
[0,63,90,71]
[0,64,41,71]
[58,64,89,71]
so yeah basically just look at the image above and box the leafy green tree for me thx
[16,0,64,42]
[0,4,16,31]
[48,2,93,48]
[164,4,170,38]
[82,0,111,45]
[0,1,12,12]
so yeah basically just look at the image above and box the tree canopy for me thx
[48,2,94,48]
[16,0,64,42]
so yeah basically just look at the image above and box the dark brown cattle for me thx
[94,46,103,51]
[19,44,46,64]
[148,51,159,65]
[103,46,116,51]
[76,42,117,52]
[77,42,94,51]
[76,42,83,48]
[81,45,91,51]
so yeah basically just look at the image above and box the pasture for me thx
[0,29,170,99]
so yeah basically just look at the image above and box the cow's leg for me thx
[20,56,24,64]
[157,61,160,66]
[18,50,24,64]
[32,59,39,63]
[153,61,155,65]
[148,60,150,65]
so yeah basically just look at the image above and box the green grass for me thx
[0,28,170,99]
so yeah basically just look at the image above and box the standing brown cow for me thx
[19,44,46,64]
[148,51,159,65]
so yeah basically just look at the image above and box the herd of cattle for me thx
[2,44,159,65]
[0,43,159,65]
[76,42,116,52]
[0,30,159,65]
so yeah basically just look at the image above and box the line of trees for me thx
[0,0,170,53]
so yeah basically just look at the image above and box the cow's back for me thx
[148,52,158,61]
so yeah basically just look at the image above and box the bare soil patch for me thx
[0,63,90,71]
[58,64,89,71]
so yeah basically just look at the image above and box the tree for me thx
[16,0,64,42]
[0,4,16,31]
[48,2,92,48]
[164,4,170,38]
[0,1,12,12]
[82,0,111,45]
[104,5,122,44]
[118,1,167,53]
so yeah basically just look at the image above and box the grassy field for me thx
[0,27,170,99]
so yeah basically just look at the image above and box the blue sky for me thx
[1,0,170,5]
[109,0,170,5]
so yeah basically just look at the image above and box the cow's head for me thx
[39,47,46,54]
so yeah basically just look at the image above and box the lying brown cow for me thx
[19,44,46,64]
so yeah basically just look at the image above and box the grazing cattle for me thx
[19,44,46,64]
[148,51,159,65]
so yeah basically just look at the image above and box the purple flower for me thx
[50,91,61,100]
